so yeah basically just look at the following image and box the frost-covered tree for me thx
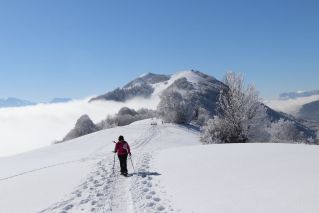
[268,119,304,143]
[118,107,138,116]
[157,90,194,124]
[63,114,99,141]
[96,107,156,129]
[193,107,210,126]
[201,72,268,143]
[62,107,156,142]
[96,115,117,129]
[201,116,228,143]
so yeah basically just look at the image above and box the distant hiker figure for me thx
[114,135,131,176]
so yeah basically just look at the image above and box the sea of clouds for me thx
[264,95,319,115]
[0,96,159,157]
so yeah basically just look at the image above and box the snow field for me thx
[1,119,319,213]
[0,119,198,212]
[131,152,173,212]
[155,143,319,213]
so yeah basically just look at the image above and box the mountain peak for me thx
[124,73,170,88]
[89,70,223,103]
[139,72,154,78]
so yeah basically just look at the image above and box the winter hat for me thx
[119,135,124,141]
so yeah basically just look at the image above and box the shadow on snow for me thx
[133,171,161,177]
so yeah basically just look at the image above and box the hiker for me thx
[114,135,131,176]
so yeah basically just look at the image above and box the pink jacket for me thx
[114,141,131,155]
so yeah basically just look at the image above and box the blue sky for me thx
[0,0,318,101]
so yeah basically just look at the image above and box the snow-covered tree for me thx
[193,107,210,126]
[96,115,117,129]
[157,90,194,124]
[268,119,304,143]
[63,114,99,141]
[96,107,156,129]
[201,116,228,143]
[118,107,138,116]
[201,71,268,143]
[62,107,156,142]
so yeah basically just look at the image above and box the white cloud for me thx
[0,97,159,157]
[264,94,319,115]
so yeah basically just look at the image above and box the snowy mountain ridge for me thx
[63,70,230,141]
[41,70,306,144]
[85,70,315,141]
[90,70,227,119]
[89,70,221,103]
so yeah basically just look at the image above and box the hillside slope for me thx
[1,121,319,213]
[0,119,199,212]
[89,70,226,114]
[299,100,319,122]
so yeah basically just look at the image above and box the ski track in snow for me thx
[39,125,174,213]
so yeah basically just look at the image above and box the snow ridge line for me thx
[0,160,79,182]
[0,143,109,182]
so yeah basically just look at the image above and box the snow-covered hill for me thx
[90,70,225,108]
[84,70,316,140]
[1,119,319,213]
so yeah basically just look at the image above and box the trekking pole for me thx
[112,152,116,174]
[129,155,135,174]
[112,141,117,175]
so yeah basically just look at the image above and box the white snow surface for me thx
[155,143,319,213]
[1,119,319,213]
[151,70,208,99]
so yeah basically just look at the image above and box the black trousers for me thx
[118,154,128,174]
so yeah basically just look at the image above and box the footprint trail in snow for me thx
[40,125,174,213]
